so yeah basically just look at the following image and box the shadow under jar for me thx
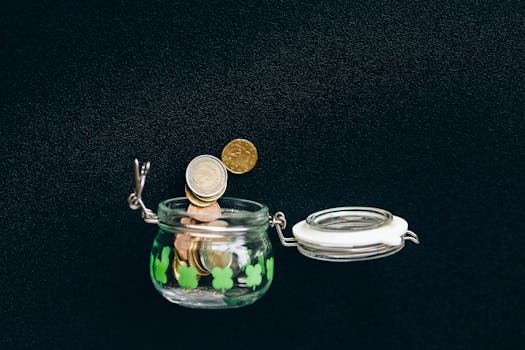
[150,197,273,309]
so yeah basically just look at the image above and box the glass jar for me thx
[128,159,419,309]
[149,197,273,309]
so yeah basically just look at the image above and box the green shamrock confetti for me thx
[177,265,199,289]
[211,267,234,293]
[266,257,274,281]
[152,246,171,284]
[245,264,262,290]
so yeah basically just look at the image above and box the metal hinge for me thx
[269,211,297,247]
[127,159,159,224]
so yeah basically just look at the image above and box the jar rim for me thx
[157,197,270,232]
[305,207,393,232]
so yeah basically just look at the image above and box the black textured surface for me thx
[1,1,524,349]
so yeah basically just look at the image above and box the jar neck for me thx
[158,222,269,235]
[157,197,270,235]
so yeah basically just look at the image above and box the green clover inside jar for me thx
[150,197,274,309]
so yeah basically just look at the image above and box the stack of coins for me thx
[185,155,228,212]
[173,236,210,281]
[173,140,258,283]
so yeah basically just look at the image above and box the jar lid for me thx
[282,207,419,262]
[294,207,406,247]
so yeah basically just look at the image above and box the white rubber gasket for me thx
[292,215,408,248]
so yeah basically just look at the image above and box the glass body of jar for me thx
[149,197,273,309]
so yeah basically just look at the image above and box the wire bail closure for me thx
[128,159,159,224]
[269,212,298,247]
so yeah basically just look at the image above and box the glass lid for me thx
[305,207,393,231]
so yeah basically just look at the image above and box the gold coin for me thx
[221,139,258,174]
[185,185,213,207]
[172,253,187,281]
[188,239,210,276]
[173,259,201,282]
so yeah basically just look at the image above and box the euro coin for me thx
[173,259,201,282]
[173,254,187,281]
[192,184,226,203]
[188,239,209,276]
[221,139,258,174]
[200,244,233,270]
[174,233,192,261]
[187,202,222,223]
[184,184,213,207]
[185,155,228,198]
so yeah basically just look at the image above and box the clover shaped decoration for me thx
[266,257,274,282]
[245,264,262,290]
[177,265,199,289]
[211,267,234,293]
[152,246,171,285]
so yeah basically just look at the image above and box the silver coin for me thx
[200,241,233,270]
[185,155,228,198]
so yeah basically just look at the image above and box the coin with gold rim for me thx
[186,155,228,198]
[188,239,210,276]
[185,185,213,207]
[221,139,258,174]
[192,185,226,203]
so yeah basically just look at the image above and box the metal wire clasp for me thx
[403,230,420,244]
[127,159,159,224]
[270,212,297,247]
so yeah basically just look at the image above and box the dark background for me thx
[1,0,524,349]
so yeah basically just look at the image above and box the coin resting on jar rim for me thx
[221,139,258,174]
